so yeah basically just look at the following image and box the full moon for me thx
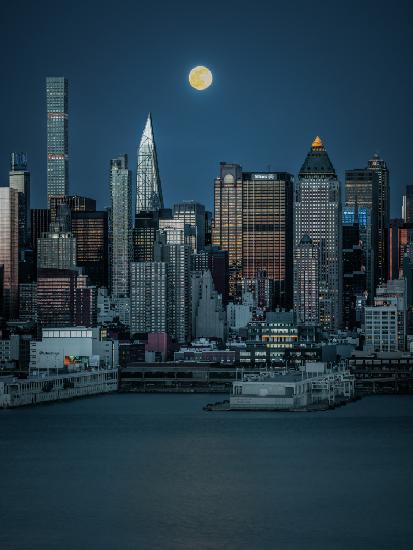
[189,66,213,91]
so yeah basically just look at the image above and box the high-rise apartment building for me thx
[46,77,69,199]
[172,201,206,252]
[132,211,159,262]
[109,155,132,299]
[71,211,108,288]
[136,113,163,214]
[294,137,341,330]
[155,234,192,343]
[0,187,19,319]
[130,262,168,335]
[212,163,243,295]
[241,171,293,309]
[293,235,319,327]
[9,152,31,248]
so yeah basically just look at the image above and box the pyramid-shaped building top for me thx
[299,136,336,177]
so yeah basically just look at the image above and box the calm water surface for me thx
[1,394,413,550]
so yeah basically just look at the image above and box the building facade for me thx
[0,187,19,319]
[49,195,96,223]
[294,137,341,330]
[9,152,31,249]
[46,77,69,199]
[136,113,163,214]
[212,162,243,295]
[37,221,77,271]
[242,171,293,309]
[109,155,132,299]
[172,201,206,252]
[294,235,319,327]
[71,211,108,288]
[155,237,192,344]
[130,262,168,335]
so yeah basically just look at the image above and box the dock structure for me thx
[229,363,355,411]
[0,367,118,408]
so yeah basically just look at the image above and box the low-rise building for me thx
[29,326,119,373]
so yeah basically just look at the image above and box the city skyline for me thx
[0,1,411,215]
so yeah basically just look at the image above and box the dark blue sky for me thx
[0,0,411,215]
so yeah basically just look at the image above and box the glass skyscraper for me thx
[368,153,389,285]
[9,152,31,248]
[294,137,342,330]
[110,154,132,299]
[241,171,294,310]
[46,77,69,199]
[212,163,243,296]
[0,187,19,319]
[136,113,163,214]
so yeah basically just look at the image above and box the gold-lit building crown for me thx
[311,136,324,149]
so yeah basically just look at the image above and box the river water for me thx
[1,394,412,549]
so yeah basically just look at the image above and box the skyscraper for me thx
[343,206,374,301]
[71,211,108,288]
[136,113,163,214]
[368,153,390,286]
[0,188,19,319]
[294,137,341,330]
[402,185,413,223]
[37,268,77,328]
[132,211,159,262]
[342,217,367,330]
[212,162,243,295]
[130,262,168,335]
[241,171,294,309]
[172,201,206,252]
[46,77,69,199]
[31,208,51,275]
[155,233,192,343]
[37,216,77,271]
[345,156,390,287]
[109,155,132,299]
[388,219,413,280]
[9,152,31,248]
[294,235,319,327]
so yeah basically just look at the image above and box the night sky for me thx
[0,0,411,216]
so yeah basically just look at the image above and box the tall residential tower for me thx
[46,77,69,199]
[109,155,132,299]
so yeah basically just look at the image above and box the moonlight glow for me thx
[188,66,213,91]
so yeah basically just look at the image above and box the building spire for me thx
[311,136,324,150]
[136,113,164,214]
